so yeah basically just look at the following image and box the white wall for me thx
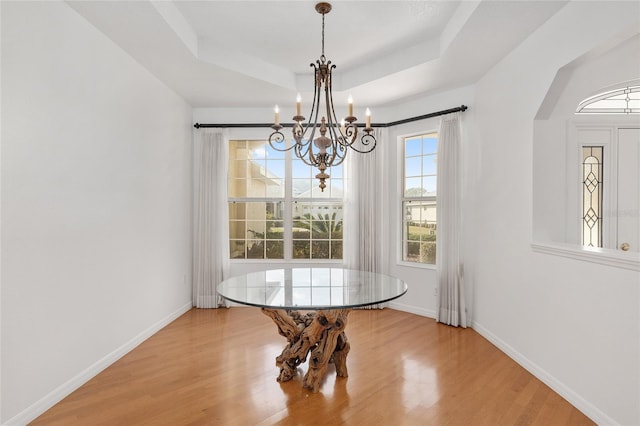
[469,2,639,424]
[1,2,192,423]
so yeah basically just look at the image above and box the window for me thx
[581,146,604,248]
[576,83,640,114]
[401,133,438,264]
[228,140,343,260]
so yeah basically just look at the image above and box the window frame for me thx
[228,137,344,263]
[397,130,439,269]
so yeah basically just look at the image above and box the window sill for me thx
[229,259,344,264]
[396,260,437,271]
[531,242,640,272]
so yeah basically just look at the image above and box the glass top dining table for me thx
[216,267,408,392]
[216,267,408,310]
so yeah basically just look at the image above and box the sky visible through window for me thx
[405,134,437,197]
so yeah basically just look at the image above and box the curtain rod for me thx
[193,105,467,129]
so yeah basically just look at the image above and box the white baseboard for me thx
[471,320,617,426]
[387,301,436,319]
[5,302,192,426]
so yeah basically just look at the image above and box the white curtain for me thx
[193,130,229,308]
[436,112,466,327]
[344,128,384,308]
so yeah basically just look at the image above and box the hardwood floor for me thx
[31,308,594,425]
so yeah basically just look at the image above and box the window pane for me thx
[228,178,247,198]
[230,240,245,259]
[293,240,310,259]
[230,160,246,178]
[422,135,437,154]
[246,221,265,239]
[422,155,437,175]
[266,221,283,239]
[228,201,284,260]
[423,176,437,195]
[292,159,311,178]
[266,159,285,179]
[405,138,422,156]
[405,241,421,263]
[312,241,330,259]
[405,156,421,177]
[330,241,343,259]
[229,222,245,239]
[246,240,264,259]
[265,144,285,159]
[331,178,344,196]
[582,146,603,248]
[246,179,266,197]
[251,145,266,159]
[292,179,312,197]
[330,165,343,179]
[419,241,436,264]
[402,200,436,264]
[265,180,284,197]
[228,203,245,220]
[250,159,266,176]
[405,177,422,196]
[265,241,284,259]
[293,203,343,260]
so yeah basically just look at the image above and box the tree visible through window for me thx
[228,140,343,260]
[402,133,438,264]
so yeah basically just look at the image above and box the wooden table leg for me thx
[261,308,351,392]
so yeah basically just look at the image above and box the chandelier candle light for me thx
[268,2,377,191]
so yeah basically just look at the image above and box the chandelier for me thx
[268,2,376,191]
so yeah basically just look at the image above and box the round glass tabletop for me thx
[217,267,408,310]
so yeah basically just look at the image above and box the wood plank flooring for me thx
[31,308,594,425]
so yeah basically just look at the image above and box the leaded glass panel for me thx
[582,146,603,248]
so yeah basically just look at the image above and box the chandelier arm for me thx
[294,124,313,163]
[327,70,356,158]
[337,124,376,153]
[323,75,341,167]
[330,147,347,166]
[295,143,315,166]
[268,129,297,152]
[350,132,377,153]
[325,66,351,148]
[307,75,323,147]
[298,62,321,142]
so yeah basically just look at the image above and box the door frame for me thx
[568,121,638,250]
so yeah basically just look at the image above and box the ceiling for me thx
[67,1,568,109]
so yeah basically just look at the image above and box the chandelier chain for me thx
[321,12,325,59]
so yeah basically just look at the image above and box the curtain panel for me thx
[193,130,230,308]
[344,128,385,308]
[436,112,467,327]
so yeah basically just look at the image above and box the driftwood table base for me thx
[261,308,350,392]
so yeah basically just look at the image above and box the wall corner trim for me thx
[4,302,192,426]
[471,320,618,426]
[387,301,436,319]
